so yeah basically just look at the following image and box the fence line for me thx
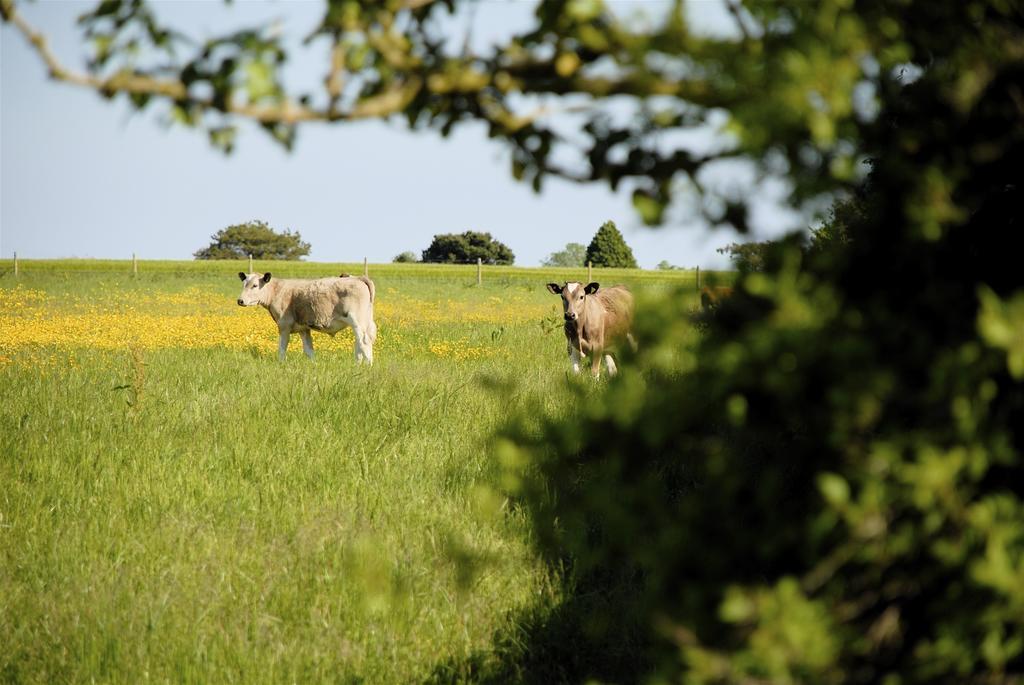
[5,258,716,288]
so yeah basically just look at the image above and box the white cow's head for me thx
[546,281,599,322]
[237,272,272,306]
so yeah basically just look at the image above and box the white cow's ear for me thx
[262,273,272,284]
[238,272,247,281]
[546,283,562,294]
[584,282,600,294]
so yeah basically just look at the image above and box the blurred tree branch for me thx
[6,0,981,230]
[0,0,770,228]
[1,0,424,125]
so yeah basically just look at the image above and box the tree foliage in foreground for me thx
[586,221,638,269]
[492,2,1024,683]
[421,231,514,265]
[193,220,310,260]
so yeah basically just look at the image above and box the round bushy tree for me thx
[194,220,310,260]
[421,231,514,265]
[585,221,637,268]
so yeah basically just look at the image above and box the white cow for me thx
[237,272,377,363]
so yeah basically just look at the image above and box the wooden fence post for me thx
[363,257,368,277]
[696,266,701,291]
[477,257,482,286]
[587,260,592,283]
[14,252,18,277]
[132,253,138,277]
[248,254,253,273]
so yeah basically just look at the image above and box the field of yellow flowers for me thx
[0,281,555,364]
[0,260,702,684]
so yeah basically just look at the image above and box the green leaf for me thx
[208,126,237,154]
[977,286,1024,379]
[245,60,276,102]
[818,472,850,507]
[632,189,665,226]
[719,587,755,623]
[566,0,603,22]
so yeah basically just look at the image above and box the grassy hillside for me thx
[0,260,717,683]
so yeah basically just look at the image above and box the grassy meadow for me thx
[0,259,714,683]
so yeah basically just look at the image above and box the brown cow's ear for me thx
[546,283,562,294]
[584,282,600,294]
[262,272,272,284]
[238,272,247,281]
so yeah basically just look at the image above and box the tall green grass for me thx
[0,260,711,683]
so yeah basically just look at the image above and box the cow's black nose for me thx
[565,313,577,321]
[237,299,244,306]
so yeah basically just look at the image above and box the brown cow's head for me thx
[237,272,272,306]
[699,285,733,311]
[547,281,599,322]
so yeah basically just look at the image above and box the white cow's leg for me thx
[346,312,374,365]
[568,344,582,374]
[350,322,366,364]
[300,329,315,359]
[277,328,291,361]
[604,354,618,377]
[360,329,374,365]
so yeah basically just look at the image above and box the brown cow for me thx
[700,285,734,311]
[546,281,635,377]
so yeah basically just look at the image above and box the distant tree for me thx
[543,242,586,268]
[656,260,682,270]
[194,220,310,260]
[807,196,860,256]
[716,240,777,272]
[421,231,514,265]
[392,251,418,263]
[585,221,637,269]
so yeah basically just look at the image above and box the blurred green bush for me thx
[498,3,1024,682]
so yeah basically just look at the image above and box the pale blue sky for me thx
[1,0,800,268]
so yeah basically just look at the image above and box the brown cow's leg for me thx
[568,343,582,374]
